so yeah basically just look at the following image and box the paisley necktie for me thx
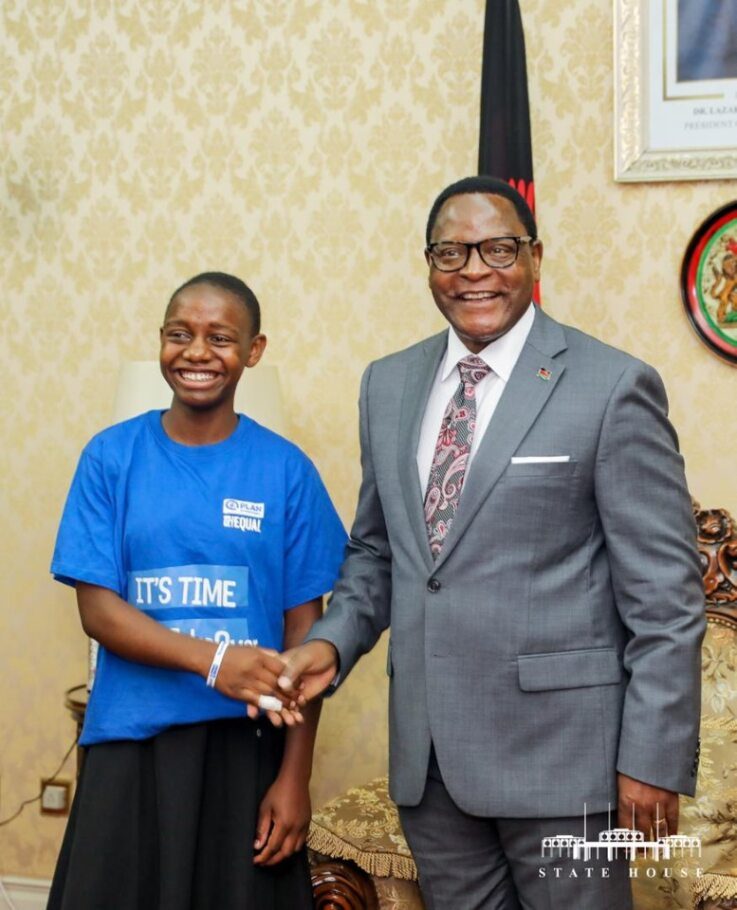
[424,355,492,559]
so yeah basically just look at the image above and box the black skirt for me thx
[47,716,314,910]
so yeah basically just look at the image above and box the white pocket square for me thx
[511,455,571,464]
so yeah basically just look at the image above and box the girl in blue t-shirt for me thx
[48,272,346,910]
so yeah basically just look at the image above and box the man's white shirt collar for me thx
[441,303,535,384]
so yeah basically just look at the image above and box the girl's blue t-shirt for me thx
[51,410,347,745]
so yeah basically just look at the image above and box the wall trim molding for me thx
[0,876,51,910]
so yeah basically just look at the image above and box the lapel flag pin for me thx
[536,367,552,381]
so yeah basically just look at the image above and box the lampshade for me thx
[111,361,288,435]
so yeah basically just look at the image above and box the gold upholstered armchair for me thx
[307,502,737,910]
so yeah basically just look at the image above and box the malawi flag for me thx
[478,0,540,303]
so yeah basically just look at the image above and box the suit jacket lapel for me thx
[397,332,447,570]
[434,309,568,570]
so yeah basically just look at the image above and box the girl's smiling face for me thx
[159,283,266,414]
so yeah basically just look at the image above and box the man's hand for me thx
[215,645,302,727]
[278,640,339,703]
[617,773,679,838]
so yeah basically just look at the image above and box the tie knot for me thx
[457,355,491,387]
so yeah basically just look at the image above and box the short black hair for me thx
[425,176,537,245]
[167,271,261,334]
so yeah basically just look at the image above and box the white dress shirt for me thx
[416,303,535,492]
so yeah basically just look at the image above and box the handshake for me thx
[208,639,340,727]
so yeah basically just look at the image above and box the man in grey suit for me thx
[280,176,704,909]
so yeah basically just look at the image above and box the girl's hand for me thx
[214,645,303,725]
[253,774,311,866]
[72,585,305,726]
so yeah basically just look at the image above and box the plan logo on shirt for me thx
[223,497,264,533]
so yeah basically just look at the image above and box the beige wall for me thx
[1,0,734,878]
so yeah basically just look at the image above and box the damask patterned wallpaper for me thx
[0,0,734,879]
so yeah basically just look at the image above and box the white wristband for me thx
[206,640,229,688]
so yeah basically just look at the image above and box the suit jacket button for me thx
[427,578,441,593]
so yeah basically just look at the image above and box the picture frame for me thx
[614,0,737,182]
[681,201,737,365]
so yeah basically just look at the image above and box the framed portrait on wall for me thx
[614,0,737,182]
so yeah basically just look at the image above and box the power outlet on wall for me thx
[40,778,71,816]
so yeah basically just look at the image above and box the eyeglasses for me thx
[426,236,535,272]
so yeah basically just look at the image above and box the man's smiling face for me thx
[426,193,542,353]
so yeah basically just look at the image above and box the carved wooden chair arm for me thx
[311,860,379,910]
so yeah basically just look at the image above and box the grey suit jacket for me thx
[308,308,705,818]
